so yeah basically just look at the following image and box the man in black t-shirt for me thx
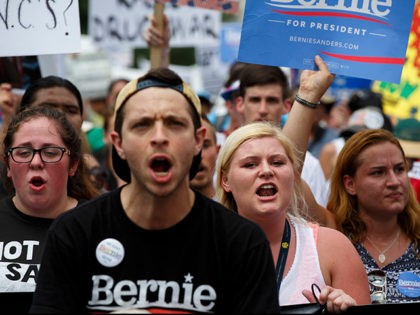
[30,67,280,314]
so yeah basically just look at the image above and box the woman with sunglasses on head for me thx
[216,121,371,313]
[328,128,420,304]
[0,106,95,313]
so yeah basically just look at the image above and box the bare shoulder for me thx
[317,226,367,283]
[317,226,360,258]
[316,225,371,305]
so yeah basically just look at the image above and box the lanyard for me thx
[275,219,291,291]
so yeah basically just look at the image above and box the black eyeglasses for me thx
[8,146,70,164]
[367,269,387,304]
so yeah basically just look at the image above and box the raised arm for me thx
[143,12,170,68]
[283,55,335,173]
[300,179,337,228]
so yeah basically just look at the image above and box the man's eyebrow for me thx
[38,102,78,107]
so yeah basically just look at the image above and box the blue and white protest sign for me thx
[238,0,416,84]
[220,22,242,63]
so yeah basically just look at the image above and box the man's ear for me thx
[194,126,206,156]
[110,131,126,161]
[236,96,245,114]
[282,97,292,114]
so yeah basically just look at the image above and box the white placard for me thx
[0,0,81,57]
[89,0,221,49]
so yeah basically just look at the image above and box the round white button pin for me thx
[96,238,125,267]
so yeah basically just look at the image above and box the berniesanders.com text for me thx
[289,36,359,50]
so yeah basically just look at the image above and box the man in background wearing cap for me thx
[30,67,280,314]
[208,61,247,139]
[319,90,393,182]
[216,79,244,137]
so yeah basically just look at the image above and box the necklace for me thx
[366,229,400,264]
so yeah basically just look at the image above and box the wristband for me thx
[294,94,320,109]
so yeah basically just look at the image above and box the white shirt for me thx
[280,217,326,305]
[302,152,328,207]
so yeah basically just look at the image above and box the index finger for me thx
[314,55,329,72]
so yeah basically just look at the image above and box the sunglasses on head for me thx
[367,269,387,304]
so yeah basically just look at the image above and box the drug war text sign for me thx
[153,0,240,14]
[0,0,81,57]
[238,0,416,84]
[89,0,221,49]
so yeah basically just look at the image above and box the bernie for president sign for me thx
[238,0,416,84]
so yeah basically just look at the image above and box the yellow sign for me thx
[373,3,420,122]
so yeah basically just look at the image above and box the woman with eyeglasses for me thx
[328,128,420,304]
[0,106,96,313]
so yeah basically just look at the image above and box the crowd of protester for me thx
[0,11,419,314]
